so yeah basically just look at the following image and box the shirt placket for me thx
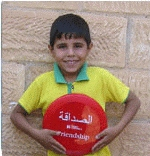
[67,83,74,94]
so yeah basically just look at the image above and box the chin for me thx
[65,68,80,74]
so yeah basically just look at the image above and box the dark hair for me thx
[50,14,91,48]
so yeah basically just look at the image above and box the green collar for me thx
[54,62,89,83]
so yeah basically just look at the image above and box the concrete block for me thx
[127,71,150,119]
[2,62,25,115]
[2,8,59,63]
[3,1,82,11]
[83,2,150,15]
[129,19,150,70]
[120,123,150,156]
[109,137,122,156]
[2,115,46,156]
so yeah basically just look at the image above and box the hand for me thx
[92,126,120,153]
[34,129,66,155]
[92,91,141,154]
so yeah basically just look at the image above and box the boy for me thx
[10,14,140,156]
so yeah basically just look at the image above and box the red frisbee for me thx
[43,94,107,156]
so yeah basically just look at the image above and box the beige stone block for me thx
[2,152,45,156]
[106,102,125,118]
[84,2,150,15]
[109,133,122,156]
[126,71,150,119]
[3,1,82,11]
[108,119,122,156]
[127,71,150,119]
[106,69,150,119]
[119,123,150,156]
[2,115,46,156]
[2,8,59,63]
[129,19,150,70]
[106,120,150,156]
[108,121,150,156]
[2,62,25,115]
[26,63,54,88]
[80,14,127,68]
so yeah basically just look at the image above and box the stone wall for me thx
[2,2,150,156]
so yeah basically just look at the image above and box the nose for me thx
[67,48,75,56]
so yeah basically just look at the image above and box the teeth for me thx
[64,60,78,65]
[69,61,74,64]
[68,60,75,62]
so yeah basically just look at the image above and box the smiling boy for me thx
[10,14,140,156]
[49,34,92,83]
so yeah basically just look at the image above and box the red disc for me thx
[43,94,107,156]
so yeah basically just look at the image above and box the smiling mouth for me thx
[64,60,79,64]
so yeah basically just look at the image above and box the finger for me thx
[49,138,66,154]
[49,132,66,152]
[52,141,66,154]
[92,138,106,153]
[92,143,106,153]
[49,130,61,136]
[95,130,107,140]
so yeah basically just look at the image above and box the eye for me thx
[74,43,83,48]
[57,44,67,49]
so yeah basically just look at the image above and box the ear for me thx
[48,45,54,56]
[48,44,53,52]
[87,42,93,55]
[88,42,93,50]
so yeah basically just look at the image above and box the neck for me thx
[64,74,77,83]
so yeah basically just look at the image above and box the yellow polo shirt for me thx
[19,62,129,156]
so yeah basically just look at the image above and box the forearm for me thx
[10,105,38,140]
[10,104,66,154]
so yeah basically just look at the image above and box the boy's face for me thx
[49,35,93,80]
